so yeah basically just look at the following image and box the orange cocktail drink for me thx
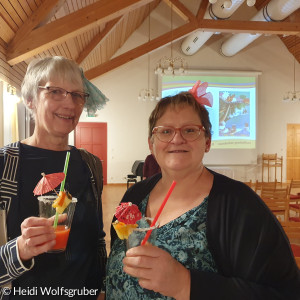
[38,195,77,253]
[53,225,71,250]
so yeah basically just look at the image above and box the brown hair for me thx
[148,92,212,139]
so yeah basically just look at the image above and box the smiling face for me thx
[149,105,211,173]
[32,78,84,140]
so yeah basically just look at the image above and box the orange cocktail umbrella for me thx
[33,172,65,196]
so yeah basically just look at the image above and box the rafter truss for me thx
[4,0,300,80]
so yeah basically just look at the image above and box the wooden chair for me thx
[261,186,289,221]
[280,221,300,268]
[243,180,253,189]
[261,153,283,184]
[289,179,300,217]
[254,180,277,195]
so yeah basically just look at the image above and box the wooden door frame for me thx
[287,124,300,181]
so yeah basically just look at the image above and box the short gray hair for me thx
[21,56,83,117]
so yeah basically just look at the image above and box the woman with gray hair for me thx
[0,56,108,299]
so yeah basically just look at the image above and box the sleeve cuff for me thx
[0,237,34,284]
[15,238,34,270]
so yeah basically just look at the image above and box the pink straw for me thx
[141,180,177,245]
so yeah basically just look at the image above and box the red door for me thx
[75,122,107,184]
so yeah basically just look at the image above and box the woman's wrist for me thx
[173,266,191,300]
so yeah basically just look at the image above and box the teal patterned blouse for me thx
[106,195,217,300]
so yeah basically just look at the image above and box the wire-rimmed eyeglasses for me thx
[38,86,89,106]
[152,125,206,143]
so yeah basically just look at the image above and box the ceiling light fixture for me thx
[154,2,188,76]
[283,36,300,103]
[138,4,160,101]
[7,84,16,95]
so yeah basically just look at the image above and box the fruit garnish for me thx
[113,202,142,240]
[112,221,138,240]
[52,191,72,214]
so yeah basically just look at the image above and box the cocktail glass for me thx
[38,194,77,253]
[126,217,159,249]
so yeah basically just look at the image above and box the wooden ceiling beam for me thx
[198,19,300,35]
[164,0,196,22]
[77,0,161,66]
[85,22,196,79]
[9,0,62,49]
[76,17,122,65]
[7,0,154,65]
[85,18,300,79]
[37,0,66,27]
[197,0,209,21]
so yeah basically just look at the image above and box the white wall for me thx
[76,58,157,183]
[69,23,300,184]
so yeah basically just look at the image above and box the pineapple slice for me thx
[52,191,72,214]
[112,221,138,240]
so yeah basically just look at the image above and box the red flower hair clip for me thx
[188,80,213,107]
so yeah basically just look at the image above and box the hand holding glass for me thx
[38,195,77,252]
[126,217,159,249]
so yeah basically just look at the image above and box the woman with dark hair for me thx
[106,82,300,300]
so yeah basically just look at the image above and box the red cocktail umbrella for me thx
[33,172,65,196]
[115,202,142,224]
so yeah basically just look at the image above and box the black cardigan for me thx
[110,170,300,300]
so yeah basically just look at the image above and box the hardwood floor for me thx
[102,184,128,254]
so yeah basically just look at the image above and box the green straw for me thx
[60,151,70,193]
[53,151,70,228]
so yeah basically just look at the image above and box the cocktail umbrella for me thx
[115,202,142,224]
[33,172,65,196]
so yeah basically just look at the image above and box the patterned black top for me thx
[0,143,105,299]
[106,195,217,300]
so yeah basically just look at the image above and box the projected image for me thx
[158,72,260,164]
[219,91,250,137]
[160,73,257,150]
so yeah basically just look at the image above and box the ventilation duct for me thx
[181,0,245,55]
[221,0,300,57]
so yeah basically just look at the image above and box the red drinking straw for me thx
[141,180,177,246]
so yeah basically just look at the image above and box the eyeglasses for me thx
[152,125,206,143]
[38,86,89,106]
